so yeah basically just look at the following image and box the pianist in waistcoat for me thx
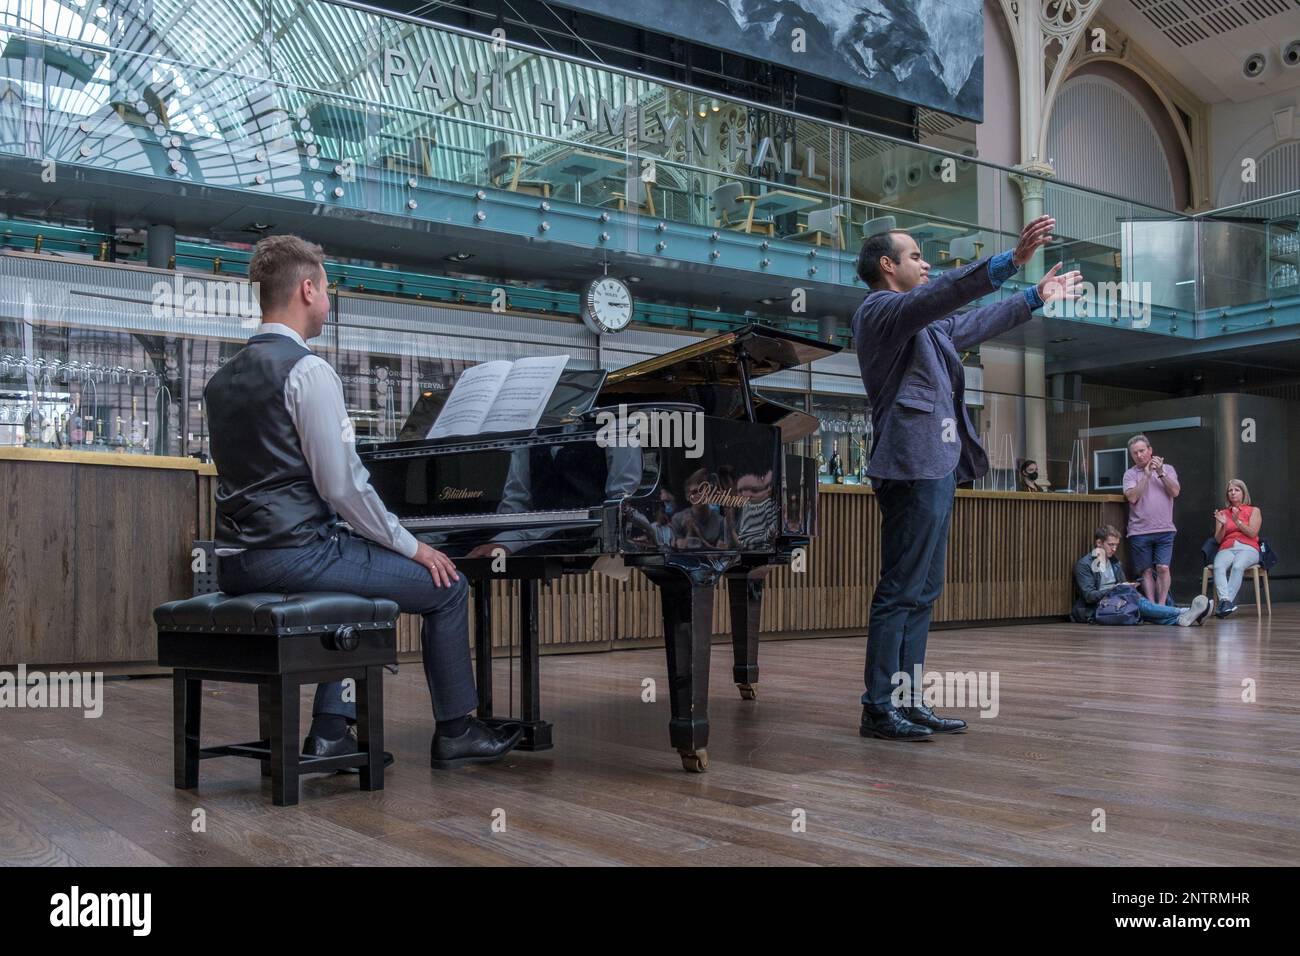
[204,234,524,770]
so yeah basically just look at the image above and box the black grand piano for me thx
[357,325,840,771]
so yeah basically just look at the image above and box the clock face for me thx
[582,277,633,334]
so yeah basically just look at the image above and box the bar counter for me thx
[1,447,214,670]
[0,449,1125,669]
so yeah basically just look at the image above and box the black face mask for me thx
[1025,470,1038,481]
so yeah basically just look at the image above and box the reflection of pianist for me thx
[466,443,643,557]
[671,468,729,549]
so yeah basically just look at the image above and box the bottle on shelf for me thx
[70,409,84,445]
[94,418,105,448]
[39,407,55,447]
[112,416,126,452]
[57,412,69,449]
[129,398,144,453]
[24,404,42,448]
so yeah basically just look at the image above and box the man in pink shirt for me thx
[1122,434,1180,604]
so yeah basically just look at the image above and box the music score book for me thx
[426,354,570,439]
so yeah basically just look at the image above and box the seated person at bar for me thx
[206,234,523,770]
[1211,478,1262,618]
[1018,458,1046,492]
[1072,525,1210,626]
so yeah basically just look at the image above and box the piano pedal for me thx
[737,683,757,701]
[679,749,708,773]
[482,716,553,752]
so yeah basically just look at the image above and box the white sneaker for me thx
[1177,594,1210,626]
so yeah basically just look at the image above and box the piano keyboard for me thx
[398,509,595,531]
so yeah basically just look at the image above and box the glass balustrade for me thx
[0,0,1295,343]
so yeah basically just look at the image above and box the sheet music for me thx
[426,355,569,439]
[480,355,570,433]
[425,360,512,439]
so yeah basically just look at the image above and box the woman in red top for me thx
[1212,478,1262,618]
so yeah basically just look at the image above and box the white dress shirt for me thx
[215,323,418,559]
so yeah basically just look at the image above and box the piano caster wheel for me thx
[680,749,708,773]
[737,683,757,700]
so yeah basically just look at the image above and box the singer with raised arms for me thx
[852,216,1083,741]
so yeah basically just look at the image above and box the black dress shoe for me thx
[430,718,525,769]
[301,725,395,774]
[859,706,933,741]
[902,704,967,734]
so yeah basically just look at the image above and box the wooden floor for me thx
[3,606,1300,866]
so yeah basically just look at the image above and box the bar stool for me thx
[155,591,399,806]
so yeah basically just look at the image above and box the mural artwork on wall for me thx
[548,0,985,121]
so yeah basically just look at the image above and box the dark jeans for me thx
[863,470,957,708]
[217,530,478,723]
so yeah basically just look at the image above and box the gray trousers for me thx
[218,530,478,722]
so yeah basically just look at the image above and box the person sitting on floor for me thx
[1072,524,1210,626]
[1211,478,1262,618]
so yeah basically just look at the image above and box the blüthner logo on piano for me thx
[594,403,704,459]
[439,487,484,500]
[687,482,747,509]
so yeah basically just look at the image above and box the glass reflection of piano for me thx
[357,325,840,771]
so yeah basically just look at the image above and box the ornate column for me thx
[997,0,1101,483]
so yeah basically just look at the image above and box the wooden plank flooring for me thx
[3,606,1299,866]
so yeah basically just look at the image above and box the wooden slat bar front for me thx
[1,448,216,669]
[0,449,1126,668]
[398,484,1129,656]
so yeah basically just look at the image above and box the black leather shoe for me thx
[430,718,525,769]
[859,705,933,741]
[902,704,967,734]
[302,725,395,774]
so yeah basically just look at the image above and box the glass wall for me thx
[0,0,1246,336]
[801,389,1091,492]
[0,255,595,456]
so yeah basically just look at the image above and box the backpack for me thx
[1095,584,1142,626]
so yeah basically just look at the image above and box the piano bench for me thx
[154,591,399,807]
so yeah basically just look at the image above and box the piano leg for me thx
[727,568,765,701]
[475,578,554,751]
[473,583,493,718]
[644,566,715,773]
[515,579,553,751]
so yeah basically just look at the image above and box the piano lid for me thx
[600,324,840,393]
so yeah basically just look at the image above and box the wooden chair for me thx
[945,234,982,265]
[790,205,846,249]
[856,214,898,245]
[1200,564,1272,616]
[486,140,552,198]
[382,135,437,178]
[502,153,552,198]
[711,182,773,236]
[611,174,655,217]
